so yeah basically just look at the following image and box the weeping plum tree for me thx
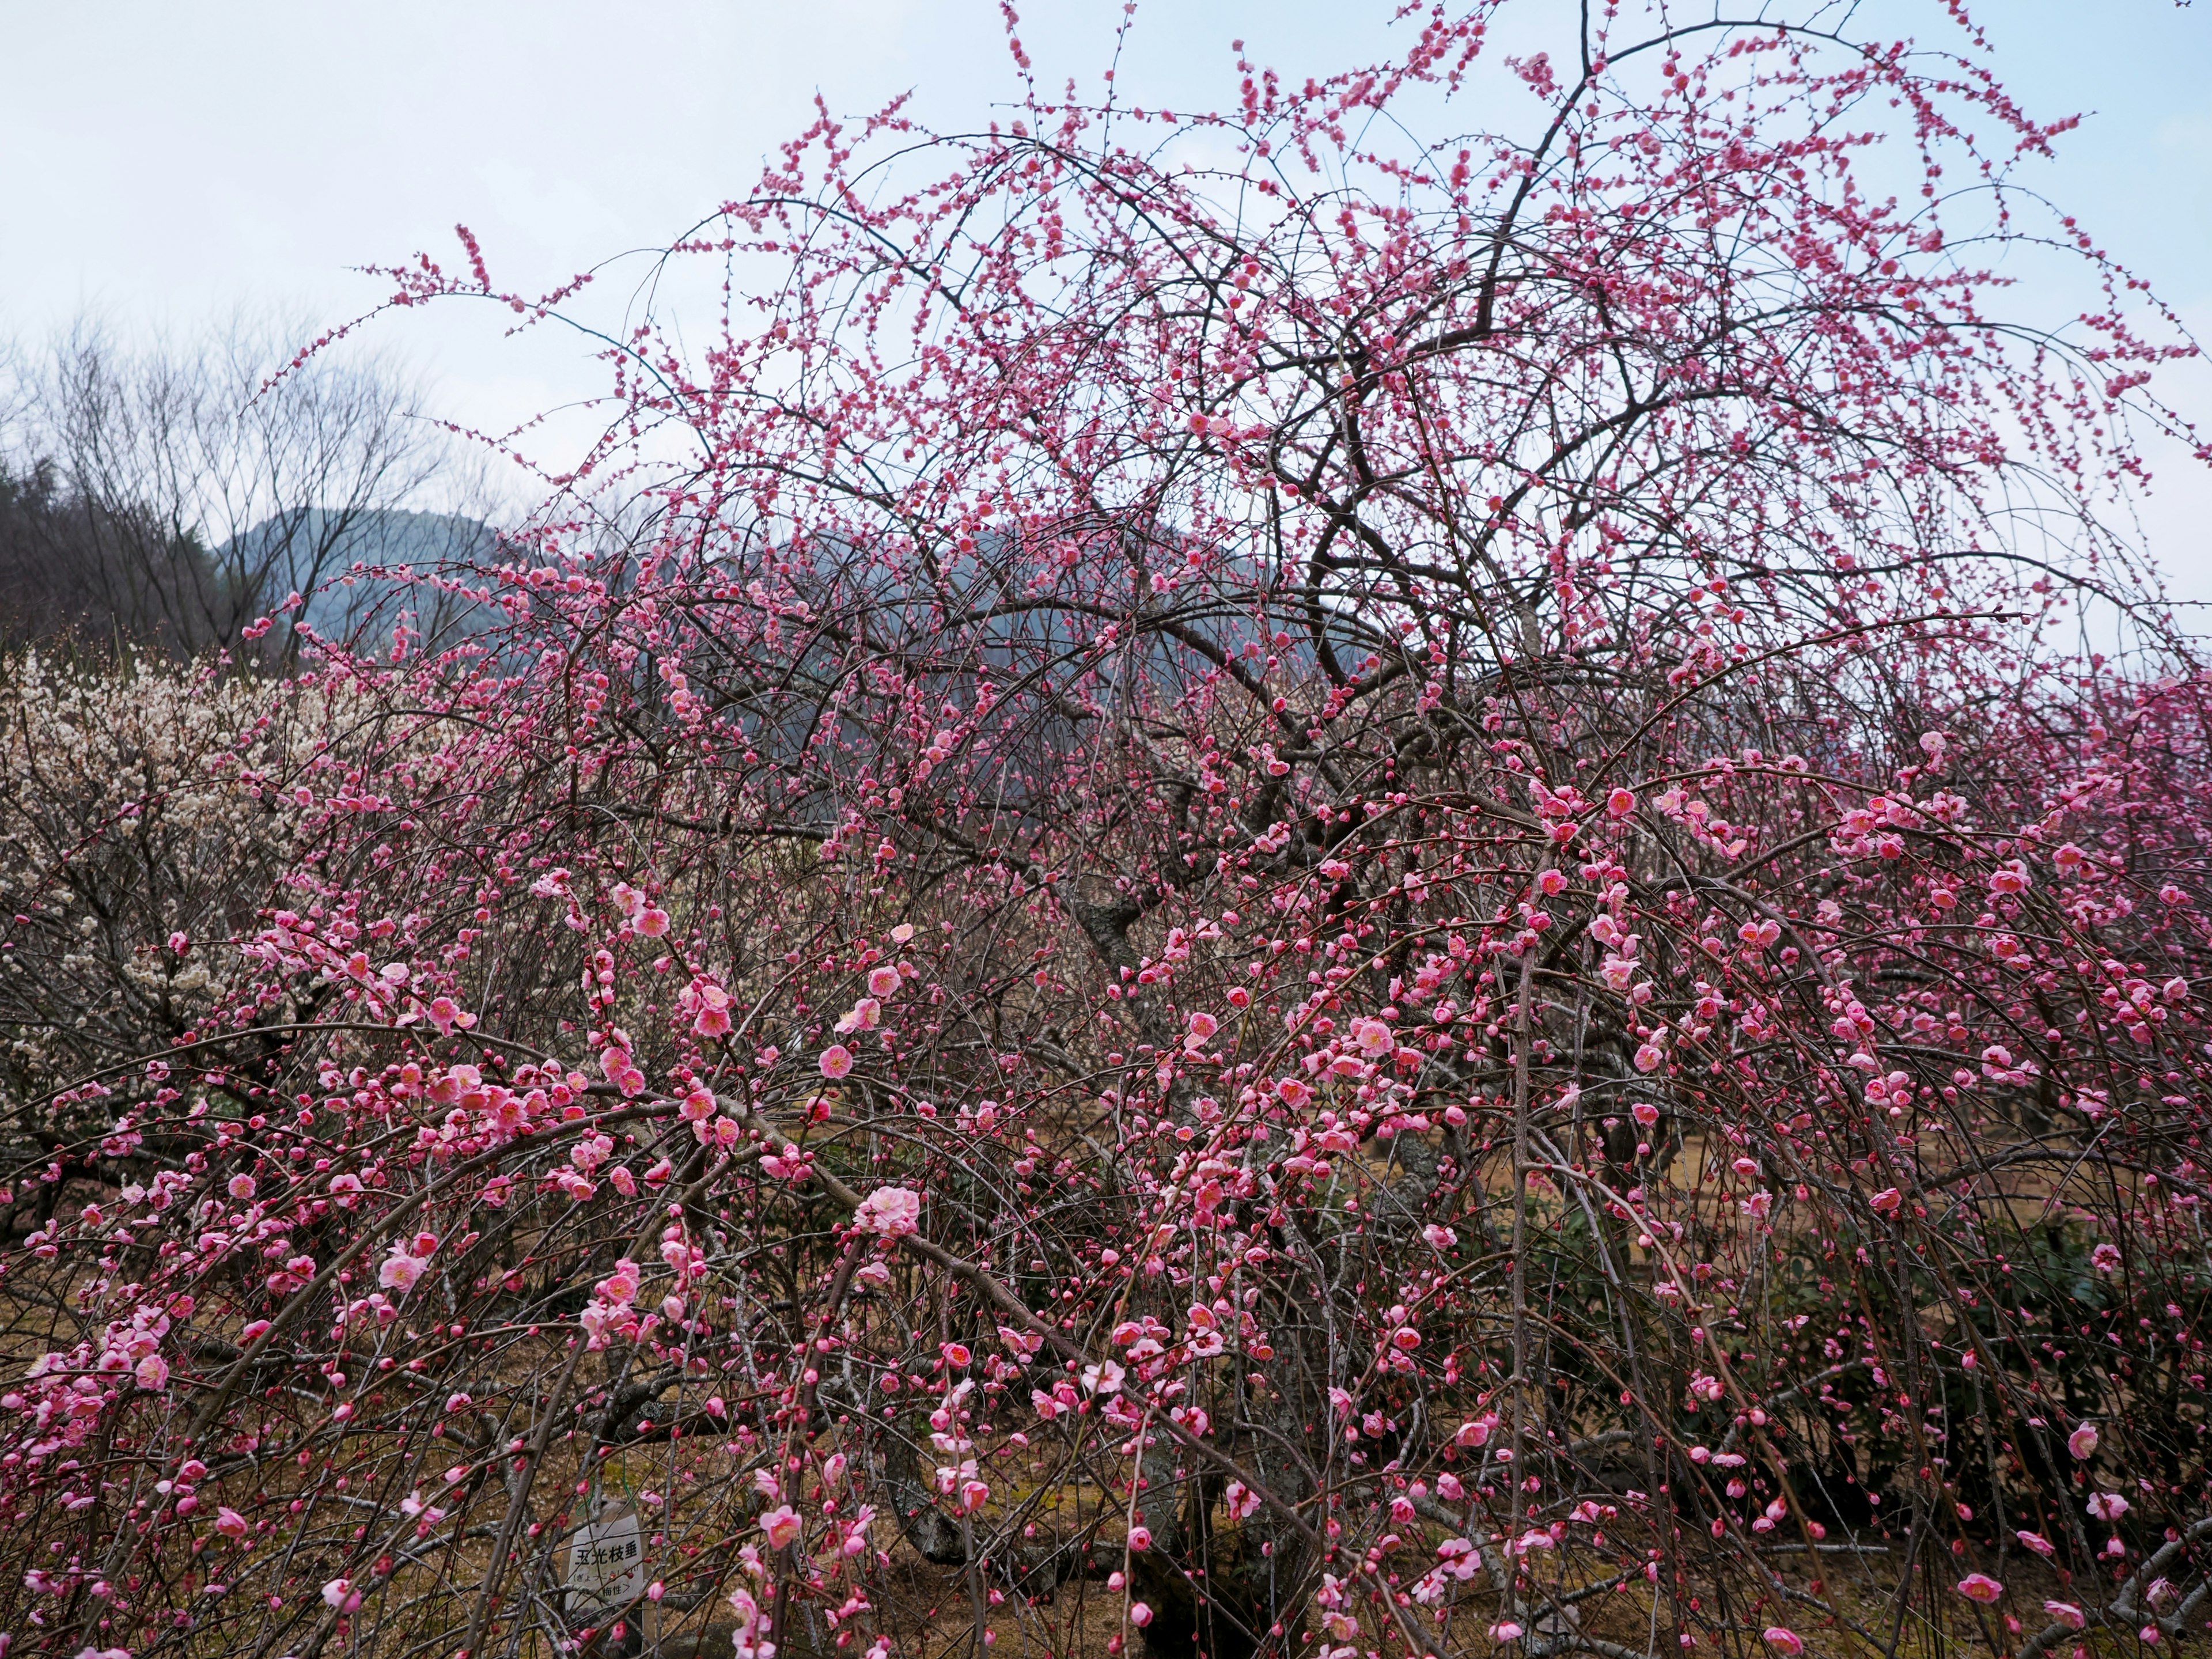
[6,5,2212,1659]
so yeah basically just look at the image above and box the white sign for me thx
[565,1508,646,1615]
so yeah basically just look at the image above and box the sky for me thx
[6,0,2210,596]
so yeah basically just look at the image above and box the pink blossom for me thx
[1956,1574,2004,1604]
[2067,1422,2099,1460]
[690,980,734,1037]
[378,1252,424,1294]
[1762,1630,1804,1656]
[819,1044,854,1080]
[759,1503,802,1548]
[599,1259,641,1302]
[868,965,902,997]
[853,1185,922,1238]
[602,1048,646,1094]
[2043,1603,2086,1631]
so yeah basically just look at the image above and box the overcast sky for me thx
[6,1,2210,595]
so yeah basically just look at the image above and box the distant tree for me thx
[0,456,218,656]
[0,655,363,1136]
[0,316,493,660]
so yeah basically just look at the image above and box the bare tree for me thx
[0,313,498,661]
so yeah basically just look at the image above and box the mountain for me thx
[219,507,503,648]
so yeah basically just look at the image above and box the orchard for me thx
[5,4,2211,1658]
